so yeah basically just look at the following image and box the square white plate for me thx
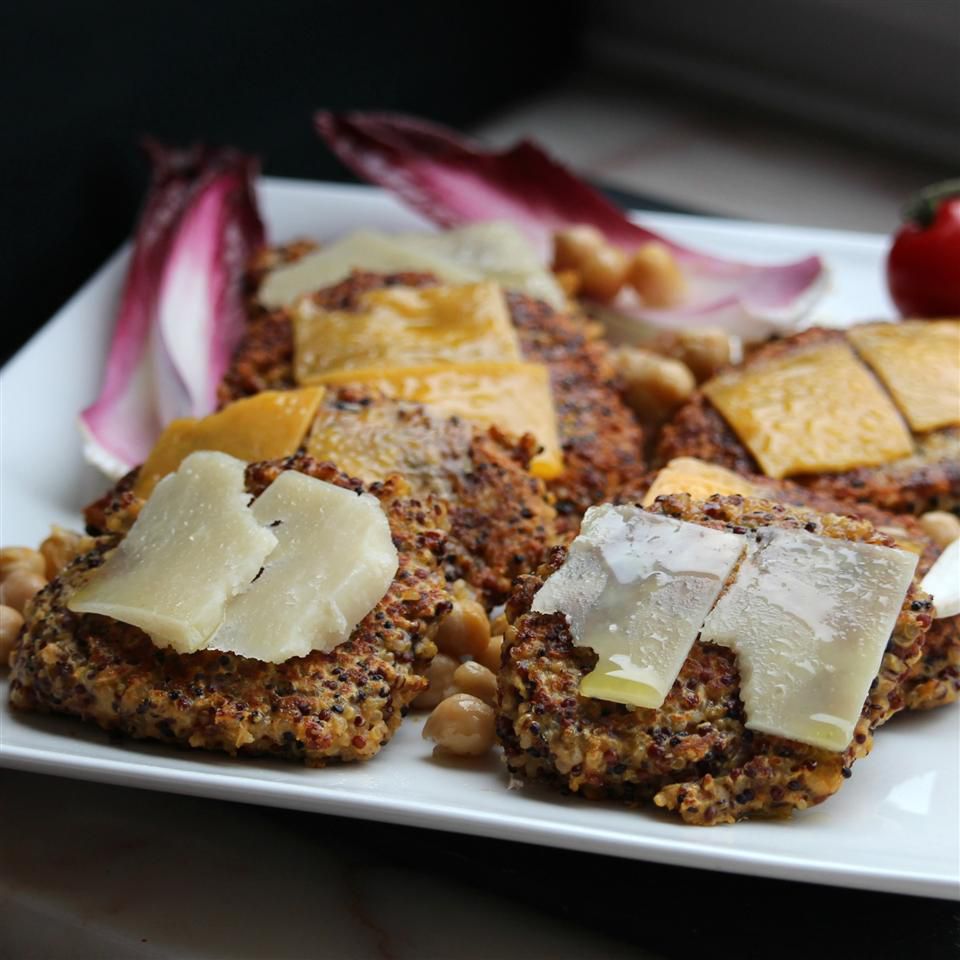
[1,179,957,900]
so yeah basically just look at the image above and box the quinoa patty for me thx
[10,460,452,765]
[498,494,932,825]
[656,328,960,515]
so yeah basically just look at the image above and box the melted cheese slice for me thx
[292,282,521,383]
[134,389,325,498]
[209,470,398,662]
[259,223,564,309]
[312,362,563,479]
[305,401,470,495]
[847,320,960,433]
[642,457,758,506]
[68,452,278,653]
[703,343,914,478]
[531,505,744,708]
[700,528,918,751]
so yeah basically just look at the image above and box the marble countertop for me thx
[2,767,957,959]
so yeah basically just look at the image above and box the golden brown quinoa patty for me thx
[10,459,452,766]
[655,327,960,515]
[219,264,647,535]
[498,494,933,825]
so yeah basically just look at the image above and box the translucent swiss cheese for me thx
[642,457,758,507]
[68,452,278,653]
[209,470,398,662]
[700,527,918,751]
[134,389,325,498]
[258,223,564,309]
[847,320,960,433]
[292,282,521,383]
[531,505,744,708]
[703,343,914,478]
[311,362,563,479]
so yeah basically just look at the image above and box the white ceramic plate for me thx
[1,180,957,901]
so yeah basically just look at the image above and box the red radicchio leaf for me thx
[315,111,827,339]
[79,141,264,477]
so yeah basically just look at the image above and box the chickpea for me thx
[476,633,504,673]
[579,243,629,303]
[413,653,460,710]
[920,511,960,550]
[0,569,47,614]
[674,328,732,383]
[612,346,695,424]
[453,661,498,706]
[625,242,686,308]
[553,269,582,299]
[422,693,496,756]
[435,586,490,660]
[0,605,24,667]
[0,546,45,581]
[552,225,604,272]
[40,526,92,580]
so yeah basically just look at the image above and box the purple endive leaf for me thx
[316,111,827,338]
[79,141,264,477]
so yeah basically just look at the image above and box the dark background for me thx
[1,3,958,949]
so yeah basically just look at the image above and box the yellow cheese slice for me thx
[847,320,960,433]
[311,362,563,479]
[531,505,745,708]
[642,457,758,506]
[703,343,914,478]
[700,527,918,752]
[68,452,278,653]
[135,389,325,498]
[209,470,398,662]
[292,282,521,383]
[305,401,470,495]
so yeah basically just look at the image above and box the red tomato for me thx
[886,182,960,317]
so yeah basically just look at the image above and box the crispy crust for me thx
[656,328,960,514]
[11,460,452,766]
[498,494,932,824]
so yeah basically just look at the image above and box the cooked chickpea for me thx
[435,588,491,660]
[39,526,91,580]
[553,269,582,299]
[0,546,45,581]
[612,346,695,424]
[413,653,460,710]
[625,242,686,307]
[422,693,496,756]
[476,633,504,673]
[552,225,605,272]
[920,511,960,550]
[453,661,498,706]
[0,569,47,614]
[674,328,732,383]
[579,243,629,303]
[0,605,24,667]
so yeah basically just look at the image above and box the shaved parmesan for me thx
[642,457,758,506]
[210,471,398,662]
[531,505,744,709]
[68,452,277,653]
[700,528,918,752]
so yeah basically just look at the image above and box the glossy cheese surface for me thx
[69,453,278,653]
[210,471,398,662]
[312,362,563,479]
[292,282,521,383]
[848,320,960,433]
[135,389,325,498]
[703,343,914,478]
[700,527,918,751]
[531,505,744,708]
[642,457,758,506]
